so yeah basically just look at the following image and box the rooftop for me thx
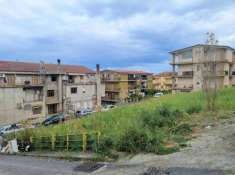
[0,60,95,74]
[170,44,235,54]
[102,69,153,75]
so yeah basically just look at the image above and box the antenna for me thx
[206,32,219,45]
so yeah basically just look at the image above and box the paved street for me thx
[0,155,227,175]
[0,155,87,175]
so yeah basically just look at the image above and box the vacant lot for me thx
[10,88,235,156]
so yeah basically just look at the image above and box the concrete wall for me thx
[0,87,44,124]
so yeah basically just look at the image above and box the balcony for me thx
[175,71,193,78]
[105,87,121,92]
[101,97,120,102]
[171,58,193,65]
[23,81,44,89]
[101,77,121,82]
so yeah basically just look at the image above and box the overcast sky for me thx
[0,0,235,73]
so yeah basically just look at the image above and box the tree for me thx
[201,32,218,111]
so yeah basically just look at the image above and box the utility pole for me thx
[95,64,102,112]
[39,61,47,119]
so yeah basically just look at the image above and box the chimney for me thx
[57,59,62,74]
[96,64,102,111]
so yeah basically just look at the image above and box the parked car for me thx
[75,108,93,117]
[42,114,67,126]
[154,92,164,98]
[102,105,117,111]
[0,124,24,135]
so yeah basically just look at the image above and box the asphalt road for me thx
[0,155,88,175]
[0,155,227,175]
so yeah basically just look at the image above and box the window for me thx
[47,90,55,97]
[68,75,75,83]
[48,104,57,114]
[225,71,229,76]
[232,71,235,75]
[80,75,84,80]
[6,74,15,85]
[32,106,42,115]
[71,87,77,94]
[51,76,57,82]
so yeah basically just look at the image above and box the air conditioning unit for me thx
[24,80,31,85]
[17,103,23,109]
[62,75,68,81]
[0,74,5,78]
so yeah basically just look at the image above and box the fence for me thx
[17,132,101,152]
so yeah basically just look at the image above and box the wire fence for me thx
[17,132,101,152]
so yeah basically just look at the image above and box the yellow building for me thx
[101,70,153,104]
[153,72,175,92]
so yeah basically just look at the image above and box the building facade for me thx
[153,72,175,92]
[170,44,235,92]
[0,60,104,124]
[101,70,153,104]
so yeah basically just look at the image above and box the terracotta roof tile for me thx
[0,60,94,74]
[103,69,153,75]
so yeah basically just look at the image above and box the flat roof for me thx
[170,44,235,54]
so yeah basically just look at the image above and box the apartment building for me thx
[170,44,235,92]
[101,70,153,104]
[153,72,175,92]
[0,60,104,124]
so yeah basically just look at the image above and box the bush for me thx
[117,127,149,153]
[97,136,114,155]
[186,105,202,114]
[174,123,192,135]
[142,106,177,130]
[172,109,184,118]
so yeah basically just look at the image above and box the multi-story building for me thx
[153,72,175,92]
[170,44,235,92]
[101,70,153,104]
[0,60,104,124]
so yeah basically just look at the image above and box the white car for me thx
[0,124,24,135]
[154,92,164,98]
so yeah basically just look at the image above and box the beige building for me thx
[170,44,235,92]
[0,60,104,124]
[101,70,153,104]
[153,72,175,92]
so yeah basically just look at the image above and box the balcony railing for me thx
[101,97,120,102]
[105,87,121,92]
[175,71,193,78]
[171,58,193,65]
[101,77,121,81]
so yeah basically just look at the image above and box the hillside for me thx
[13,88,235,155]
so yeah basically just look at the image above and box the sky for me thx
[0,0,235,73]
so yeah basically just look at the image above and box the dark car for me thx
[42,114,66,126]
[75,109,93,118]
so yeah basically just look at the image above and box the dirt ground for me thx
[96,115,235,175]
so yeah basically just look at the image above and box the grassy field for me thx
[13,88,235,155]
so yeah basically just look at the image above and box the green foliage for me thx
[10,88,235,156]
[145,89,156,96]
[174,123,192,135]
[186,105,202,114]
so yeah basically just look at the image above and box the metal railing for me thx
[17,132,101,152]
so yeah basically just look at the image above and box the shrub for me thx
[174,123,192,135]
[141,106,176,129]
[117,127,149,153]
[97,136,114,155]
[159,105,171,118]
[172,109,184,118]
[186,105,202,114]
